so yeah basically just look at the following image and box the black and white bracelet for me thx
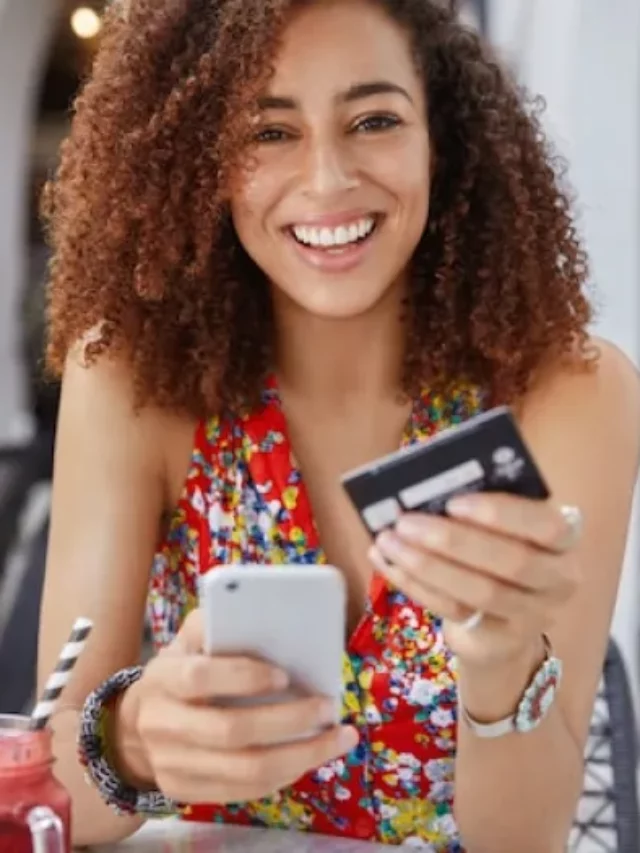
[77,665,179,817]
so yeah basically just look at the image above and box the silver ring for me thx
[557,505,584,552]
[459,610,484,632]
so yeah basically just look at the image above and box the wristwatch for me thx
[459,635,563,738]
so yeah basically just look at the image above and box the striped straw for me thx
[31,617,94,731]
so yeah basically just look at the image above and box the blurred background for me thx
[0,1,638,837]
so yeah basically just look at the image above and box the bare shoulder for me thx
[60,347,196,503]
[519,337,640,471]
[62,347,162,439]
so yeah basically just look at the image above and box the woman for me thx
[39,0,640,851]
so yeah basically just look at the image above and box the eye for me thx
[253,127,294,144]
[351,113,403,134]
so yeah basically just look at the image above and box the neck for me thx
[273,285,406,407]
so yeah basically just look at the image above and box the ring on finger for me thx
[556,505,584,552]
[458,610,484,632]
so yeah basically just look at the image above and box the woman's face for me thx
[229,0,431,320]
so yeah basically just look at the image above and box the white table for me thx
[91,820,391,852]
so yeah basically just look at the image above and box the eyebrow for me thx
[257,80,414,111]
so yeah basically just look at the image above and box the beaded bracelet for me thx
[77,666,179,816]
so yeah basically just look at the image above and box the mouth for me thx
[283,214,383,273]
[287,214,381,251]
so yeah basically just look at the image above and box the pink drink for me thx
[0,715,71,853]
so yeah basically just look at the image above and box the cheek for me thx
[229,166,281,238]
[371,139,431,218]
[229,180,261,238]
[398,167,430,211]
[400,141,431,204]
[386,165,431,237]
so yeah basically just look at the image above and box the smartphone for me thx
[341,405,550,535]
[199,564,346,730]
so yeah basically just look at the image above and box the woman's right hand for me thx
[112,610,358,805]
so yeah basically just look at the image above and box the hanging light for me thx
[70,7,102,40]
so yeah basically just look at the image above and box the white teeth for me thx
[319,227,333,247]
[335,226,350,244]
[292,216,376,248]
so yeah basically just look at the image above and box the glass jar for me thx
[0,714,71,853]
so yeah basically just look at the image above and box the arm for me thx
[453,340,640,852]
[37,352,169,846]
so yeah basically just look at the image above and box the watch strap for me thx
[459,634,563,739]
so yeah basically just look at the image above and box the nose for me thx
[301,134,359,198]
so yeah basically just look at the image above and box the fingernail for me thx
[396,515,442,546]
[394,515,424,537]
[376,531,403,558]
[368,545,389,573]
[272,669,289,690]
[446,496,476,517]
[339,726,359,751]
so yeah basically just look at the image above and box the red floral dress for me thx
[147,378,486,851]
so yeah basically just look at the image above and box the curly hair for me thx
[44,0,594,417]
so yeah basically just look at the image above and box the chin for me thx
[282,277,403,321]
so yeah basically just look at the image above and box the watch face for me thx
[515,657,563,733]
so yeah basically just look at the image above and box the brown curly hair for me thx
[44,0,594,417]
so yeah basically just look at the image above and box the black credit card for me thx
[341,406,550,536]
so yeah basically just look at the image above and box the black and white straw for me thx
[31,617,94,731]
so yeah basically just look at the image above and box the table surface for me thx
[89,820,391,852]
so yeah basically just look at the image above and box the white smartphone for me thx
[198,564,346,728]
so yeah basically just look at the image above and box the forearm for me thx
[51,708,146,846]
[454,644,584,853]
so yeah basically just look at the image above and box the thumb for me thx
[166,608,205,656]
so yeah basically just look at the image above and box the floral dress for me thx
[147,377,486,851]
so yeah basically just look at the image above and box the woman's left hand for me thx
[370,493,583,668]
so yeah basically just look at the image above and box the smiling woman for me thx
[38,1,640,853]
[230,8,431,321]
[251,77,419,279]
[44,0,592,413]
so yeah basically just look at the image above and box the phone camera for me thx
[225,581,240,592]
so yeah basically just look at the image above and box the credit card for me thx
[341,406,550,535]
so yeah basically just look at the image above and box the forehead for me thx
[268,0,420,95]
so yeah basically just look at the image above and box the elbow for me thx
[456,817,571,853]
[72,808,146,848]
[455,791,574,853]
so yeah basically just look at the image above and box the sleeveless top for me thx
[147,377,486,851]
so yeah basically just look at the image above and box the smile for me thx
[284,213,383,274]
[289,215,378,249]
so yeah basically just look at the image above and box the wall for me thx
[489,0,640,704]
[0,0,59,441]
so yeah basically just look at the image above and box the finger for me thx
[391,515,561,592]
[371,538,536,621]
[445,493,579,554]
[207,725,359,788]
[154,726,358,804]
[170,608,205,654]
[208,695,340,749]
[155,769,283,806]
[142,694,339,751]
[369,546,474,622]
[148,653,288,702]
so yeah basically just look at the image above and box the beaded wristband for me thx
[78,666,179,816]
